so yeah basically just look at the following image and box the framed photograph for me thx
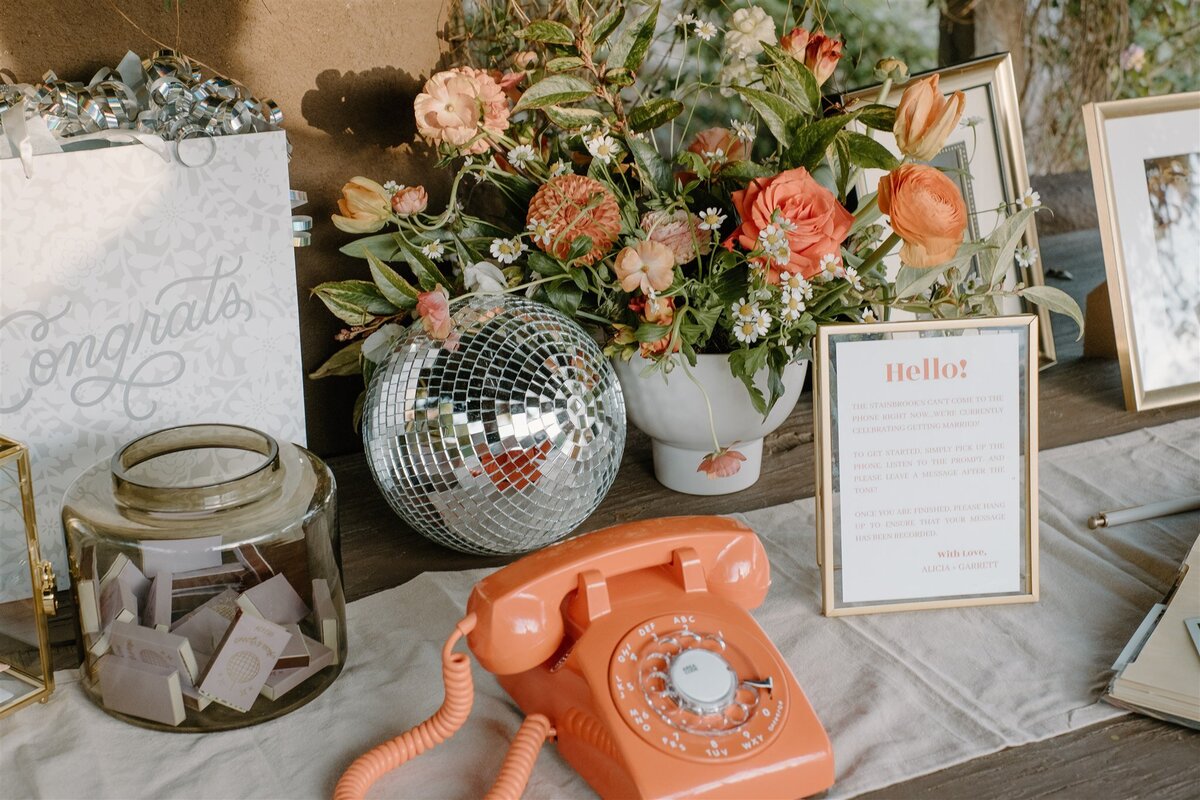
[842,53,1057,368]
[814,315,1039,616]
[1083,92,1200,411]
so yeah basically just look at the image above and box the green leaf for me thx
[603,67,635,86]
[628,97,684,132]
[893,242,991,298]
[842,130,899,170]
[980,207,1037,289]
[728,347,768,415]
[393,236,449,291]
[591,3,625,47]
[313,280,400,326]
[626,134,674,195]
[514,75,593,112]
[308,340,363,379]
[720,160,775,182]
[543,105,603,129]
[733,87,803,144]
[528,251,566,276]
[634,322,671,342]
[366,252,420,308]
[566,234,595,263]
[546,56,585,73]
[606,0,659,72]
[785,115,854,171]
[761,43,820,114]
[855,103,897,132]
[1018,285,1084,340]
[339,233,401,261]
[546,280,583,317]
[518,20,575,44]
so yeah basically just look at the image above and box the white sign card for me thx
[0,130,306,600]
[816,316,1038,616]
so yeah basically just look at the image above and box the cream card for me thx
[835,331,1022,603]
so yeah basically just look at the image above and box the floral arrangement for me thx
[313,1,1080,474]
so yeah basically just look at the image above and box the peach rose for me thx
[414,67,510,155]
[391,186,428,216]
[779,27,844,86]
[641,209,711,265]
[614,241,675,295]
[893,74,966,161]
[416,285,452,339]
[724,167,854,282]
[877,164,968,267]
[686,127,748,168]
[332,177,391,234]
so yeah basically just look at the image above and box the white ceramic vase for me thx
[613,353,808,496]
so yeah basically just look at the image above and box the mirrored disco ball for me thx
[362,295,626,555]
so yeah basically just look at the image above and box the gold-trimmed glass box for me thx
[0,435,57,718]
[62,424,346,731]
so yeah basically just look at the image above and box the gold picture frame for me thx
[0,435,57,718]
[814,316,1039,616]
[1083,92,1200,411]
[842,53,1057,369]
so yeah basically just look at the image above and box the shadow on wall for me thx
[303,66,433,159]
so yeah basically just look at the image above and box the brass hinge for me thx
[39,560,57,616]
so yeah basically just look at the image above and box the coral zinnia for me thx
[525,175,621,265]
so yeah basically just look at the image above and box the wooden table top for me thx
[329,229,1200,798]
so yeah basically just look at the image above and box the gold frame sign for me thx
[815,316,1039,616]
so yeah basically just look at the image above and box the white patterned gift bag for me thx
[0,126,306,599]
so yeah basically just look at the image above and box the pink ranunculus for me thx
[414,67,510,155]
[416,285,452,340]
[697,447,747,479]
[641,209,711,266]
[391,186,429,216]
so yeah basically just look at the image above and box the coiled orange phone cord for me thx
[333,613,556,800]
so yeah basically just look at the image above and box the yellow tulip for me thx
[332,176,392,234]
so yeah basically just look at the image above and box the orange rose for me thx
[878,164,968,267]
[724,167,854,282]
[893,74,966,161]
[779,27,844,86]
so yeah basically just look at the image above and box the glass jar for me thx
[61,424,344,731]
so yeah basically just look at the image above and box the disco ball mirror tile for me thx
[362,295,626,555]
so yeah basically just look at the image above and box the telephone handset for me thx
[336,516,834,799]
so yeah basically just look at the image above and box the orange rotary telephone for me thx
[335,516,834,799]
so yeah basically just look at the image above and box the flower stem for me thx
[859,232,902,274]
[455,274,559,304]
[678,357,722,453]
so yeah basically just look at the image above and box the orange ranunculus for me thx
[878,164,968,267]
[724,167,854,282]
[332,176,391,233]
[697,447,746,478]
[779,27,844,86]
[893,74,966,161]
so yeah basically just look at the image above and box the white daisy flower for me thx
[586,135,620,164]
[698,207,727,231]
[674,12,696,28]
[733,317,762,344]
[843,265,864,291]
[526,217,556,247]
[1020,188,1042,209]
[757,223,787,250]
[781,290,806,321]
[731,297,758,321]
[702,147,727,164]
[1015,245,1039,268]
[383,180,403,194]
[489,237,527,264]
[753,309,771,336]
[507,144,537,169]
[550,160,572,177]
[421,240,446,259]
[725,6,776,60]
[959,116,984,129]
[863,308,877,322]
[732,119,755,143]
[780,271,814,299]
[694,20,718,41]
[770,209,797,232]
[819,252,842,274]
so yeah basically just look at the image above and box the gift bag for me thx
[0,126,307,599]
